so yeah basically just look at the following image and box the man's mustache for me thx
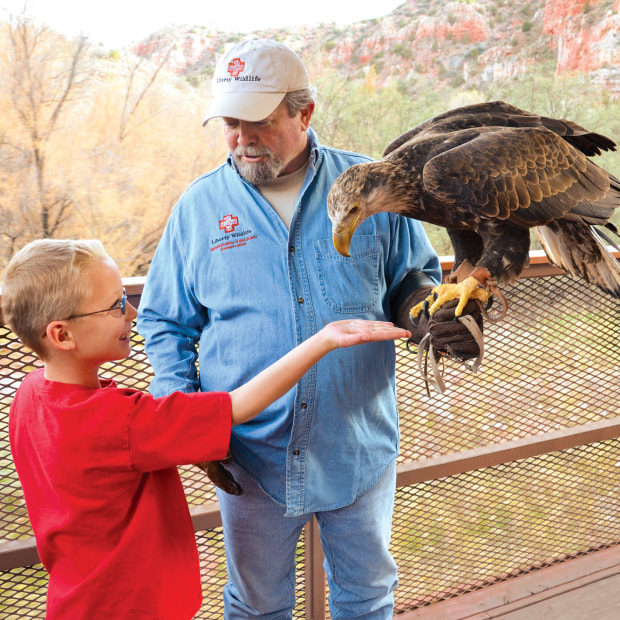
[234,146,274,158]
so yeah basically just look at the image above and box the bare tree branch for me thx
[118,44,175,142]
[0,14,89,239]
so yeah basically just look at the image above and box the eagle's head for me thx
[327,161,396,257]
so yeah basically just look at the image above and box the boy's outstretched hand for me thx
[321,320,411,350]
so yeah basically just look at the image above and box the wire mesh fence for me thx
[392,438,620,613]
[0,267,619,617]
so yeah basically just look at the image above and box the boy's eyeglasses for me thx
[63,288,127,320]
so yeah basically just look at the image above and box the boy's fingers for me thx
[331,320,410,344]
[364,324,411,340]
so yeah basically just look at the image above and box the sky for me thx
[0,0,404,49]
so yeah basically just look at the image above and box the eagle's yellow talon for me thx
[409,275,492,321]
[426,276,491,316]
[469,287,492,304]
[409,299,429,319]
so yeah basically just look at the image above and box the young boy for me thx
[1,238,410,619]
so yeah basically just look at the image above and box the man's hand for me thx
[195,452,242,495]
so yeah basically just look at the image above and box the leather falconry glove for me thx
[418,296,484,360]
[392,275,484,361]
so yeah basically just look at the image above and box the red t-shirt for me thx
[9,368,231,619]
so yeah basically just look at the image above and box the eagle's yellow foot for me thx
[409,276,491,320]
[410,298,429,321]
[431,276,491,316]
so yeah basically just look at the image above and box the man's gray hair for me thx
[283,88,316,117]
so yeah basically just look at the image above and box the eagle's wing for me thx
[383,100,617,158]
[419,126,611,224]
[383,101,537,156]
[537,115,617,156]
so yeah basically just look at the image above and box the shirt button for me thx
[289,246,295,253]
[293,449,300,456]
[297,297,304,304]
[301,402,307,409]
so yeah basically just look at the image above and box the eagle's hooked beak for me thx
[331,205,361,257]
[332,229,353,257]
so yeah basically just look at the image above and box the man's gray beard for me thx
[234,148,284,186]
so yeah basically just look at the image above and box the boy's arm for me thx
[229,320,410,426]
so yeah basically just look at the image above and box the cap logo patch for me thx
[227,58,245,78]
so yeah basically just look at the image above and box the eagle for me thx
[327,100,620,318]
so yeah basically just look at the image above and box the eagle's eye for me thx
[349,205,360,216]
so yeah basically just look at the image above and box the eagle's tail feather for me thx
[595,223,620,253]
[536,221,620,299]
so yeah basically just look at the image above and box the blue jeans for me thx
[216,461,398,619]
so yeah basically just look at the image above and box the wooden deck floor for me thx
[398,545,620,619]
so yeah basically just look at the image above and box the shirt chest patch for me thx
[211,214,257,252]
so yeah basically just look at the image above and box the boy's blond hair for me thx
[2,239,111,359]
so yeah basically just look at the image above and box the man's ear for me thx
[45,321,77,351]
[300,103,315,130]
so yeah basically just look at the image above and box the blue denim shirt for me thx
[137,129,441,516]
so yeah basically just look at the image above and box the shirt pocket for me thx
[314,235,381,314]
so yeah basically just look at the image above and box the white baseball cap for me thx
[202,38,310,126]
